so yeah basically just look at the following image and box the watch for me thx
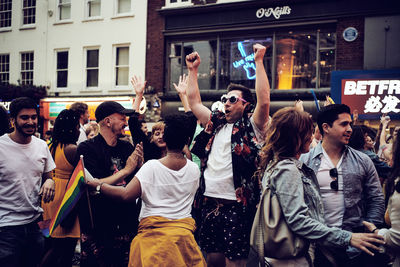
[95,183,104,195]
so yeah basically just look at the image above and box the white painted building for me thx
[0,0,147,97]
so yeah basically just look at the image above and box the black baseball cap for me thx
[95,101,135,122]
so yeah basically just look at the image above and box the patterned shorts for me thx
[198,197,250,260]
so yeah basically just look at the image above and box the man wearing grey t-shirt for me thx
[0,97,56,267]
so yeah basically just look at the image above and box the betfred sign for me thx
[342,79,400,114]
[331,70,400,120]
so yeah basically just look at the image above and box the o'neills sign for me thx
[342,79,400,114]
[256,6,291,20]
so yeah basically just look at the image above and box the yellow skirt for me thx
[129,216,206,267]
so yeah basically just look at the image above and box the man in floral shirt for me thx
[186,43,270,267]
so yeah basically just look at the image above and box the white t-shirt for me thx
[317,148,345,227]
[0,134,56,227]
[204,116,266,200]
[77,124,87,145]
[136,159,200,221]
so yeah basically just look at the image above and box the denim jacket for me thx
[300,142,384,231]
[262,158,352,248]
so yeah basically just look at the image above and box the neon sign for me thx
[232,42,256,80]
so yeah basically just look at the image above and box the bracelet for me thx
[372,228,379,233]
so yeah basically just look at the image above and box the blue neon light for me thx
[233,42,256,80]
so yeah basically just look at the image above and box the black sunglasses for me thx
[329,168,339,191]
[220,94,247,104]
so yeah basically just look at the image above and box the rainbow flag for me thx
[43,158,86,237]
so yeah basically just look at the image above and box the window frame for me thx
[84,47,100,90]
[0,53,10,84]
[20,51,34,85]
[85,0,101,19]
[165,27,336,92]
[164,0,192,9]
[0,0,12,30]
[21,0,36,27]
[114,0,134,17]
[57,0,71,22]
[113,44,130,90]
[55,50,69,90]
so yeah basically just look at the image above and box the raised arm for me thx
[185,52,211,126]
[252,44,270,130]
[131,75,146,112]
[173,74,191,112]
[380,115,390,147]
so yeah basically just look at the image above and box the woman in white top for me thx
[87,114,206,267]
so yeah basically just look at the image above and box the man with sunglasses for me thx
[300,104,384,267]
[186,44,270,267]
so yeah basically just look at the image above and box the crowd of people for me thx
[0,43,399,267]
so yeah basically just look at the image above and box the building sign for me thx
[343,27,358,42]
[331,70,400,119]
[230,39,271,81]
[40,97,134,120]
[256,6,291,20]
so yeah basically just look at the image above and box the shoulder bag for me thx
[250,178,309,264]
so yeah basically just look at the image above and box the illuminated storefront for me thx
[155,0,399,117]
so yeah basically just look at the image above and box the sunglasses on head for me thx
[220,94,247,104]
[329,168,339,191]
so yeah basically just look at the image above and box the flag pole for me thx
[81,155,94,229]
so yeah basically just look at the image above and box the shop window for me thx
[22,0,35,25]
[115,46,129,86]
[0,54,10,84]
[86,0,101,18]
[275,33,316,89]
[21,52,34,85]
[56,51,68,88]
[58,0,71,21]
[86,49,99,87]
[117,0,131,14]
[220,38,272,90]
[169,41,217,90]
[0,0,12,28]
[167,28,335,91]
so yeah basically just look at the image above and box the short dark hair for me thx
[227,83,254,105]
[70,102,88,116]
[317,104,351,136]
[9,97,37,118]
[163,114,191,151]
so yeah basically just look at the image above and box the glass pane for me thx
[116,47,129,65]
[168,42,182,91]
[60,5,71,20]
[87,69,98,87]
[116,67,129,85]
[319,49,335,88]
[320,32,336,48]
[182,40,217,90]
[87,50,99,67]
[89,0,101,17]
[118,0,130,13]
[220,38,272,90]
[57,70,68,87]
[275,33,316,89]
[57,51,68,69]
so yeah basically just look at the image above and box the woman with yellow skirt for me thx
[40,109,81,267]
